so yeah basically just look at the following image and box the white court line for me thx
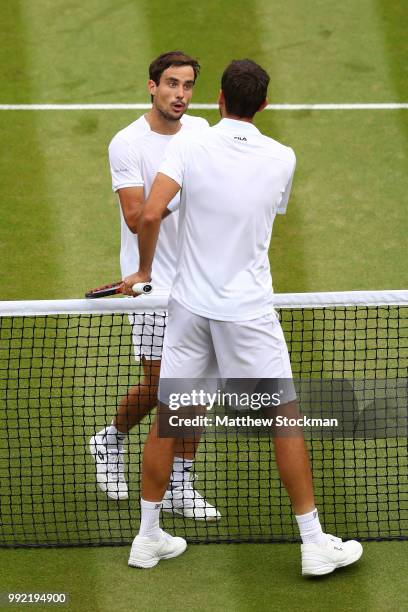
[0,103,407,111]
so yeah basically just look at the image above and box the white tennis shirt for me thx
[108,114,209,284]
[159,118,296,321]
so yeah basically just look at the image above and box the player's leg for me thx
[128,412,189,569]
[129,300,218,568]
[90,308,214,509]
[272,402,362,576]
[113,356,161,432]
[212,313,363,576]
[271,409,315,514]
[113,356,200,461]
[90,312,162,500]
[89,356,160,501]
[90,355,215,513]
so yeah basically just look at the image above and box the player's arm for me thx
[118,186,174,234]
[117,186,145,233]
[109,138,172,236]
[121,173,180,292]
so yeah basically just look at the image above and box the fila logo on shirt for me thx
[234,136,247,142]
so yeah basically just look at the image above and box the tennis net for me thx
[0,290,407,547]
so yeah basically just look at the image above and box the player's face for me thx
[149,65,195,121]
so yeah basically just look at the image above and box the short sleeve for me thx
[167,195,180,213]
[108,135,144,192]
[277,149,296,214]
[158,131,189,188]
[193,117,210,129]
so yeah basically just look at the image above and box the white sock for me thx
[169,457,194,487]
[139,498,162,540]
[295,509,327,546]
[102,424,127,448]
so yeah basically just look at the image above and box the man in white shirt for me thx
[89,51,220,522]
[123,59,363,575]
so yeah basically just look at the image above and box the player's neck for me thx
[145,109,181,135]
[221,110,254,124]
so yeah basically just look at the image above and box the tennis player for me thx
[123,59,363,574]
[89,51,220,521]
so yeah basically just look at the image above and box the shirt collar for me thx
[215,118,260,134]
[141,114,183,136]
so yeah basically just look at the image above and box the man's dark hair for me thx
[221,59,270,118]
[149,51,200,84]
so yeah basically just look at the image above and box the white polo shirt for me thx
[108,114,209,284]
[159,117,296,321]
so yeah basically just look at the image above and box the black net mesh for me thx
[0,301,407,547]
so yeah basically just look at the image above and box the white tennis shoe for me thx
[162,480,221,521]
[128,530,187,569]
[301,534,363,576]
[89,430,128,501]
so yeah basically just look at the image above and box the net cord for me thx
[1,289,408,316]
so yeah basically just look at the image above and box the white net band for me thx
[1,289,407,316]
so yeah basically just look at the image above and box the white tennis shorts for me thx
[128,312,166,360]
[160,298,293,379]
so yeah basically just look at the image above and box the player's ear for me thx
[218,90,225,106]
[148,79,157,97]
[257,98,268,113]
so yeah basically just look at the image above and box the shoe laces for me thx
[105,447,126,481]
[174,472,198,486]
[326,534,342,546]
[171,476,207,503]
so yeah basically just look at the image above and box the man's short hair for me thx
[221,59,270,118]
[149,51,200,85]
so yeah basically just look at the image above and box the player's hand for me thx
[121,271,151,296]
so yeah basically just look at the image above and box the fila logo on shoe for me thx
[234,136,247,142]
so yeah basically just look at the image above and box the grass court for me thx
[0,1,407,611]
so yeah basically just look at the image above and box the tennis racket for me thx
[85,281,153,299]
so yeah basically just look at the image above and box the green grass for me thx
[1,542,407,612]
[1,1,407,297]
[1,104,407,296]
[1,0,407,610]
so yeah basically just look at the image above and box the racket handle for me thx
[85,282,122,298]
[132,282,153,295]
